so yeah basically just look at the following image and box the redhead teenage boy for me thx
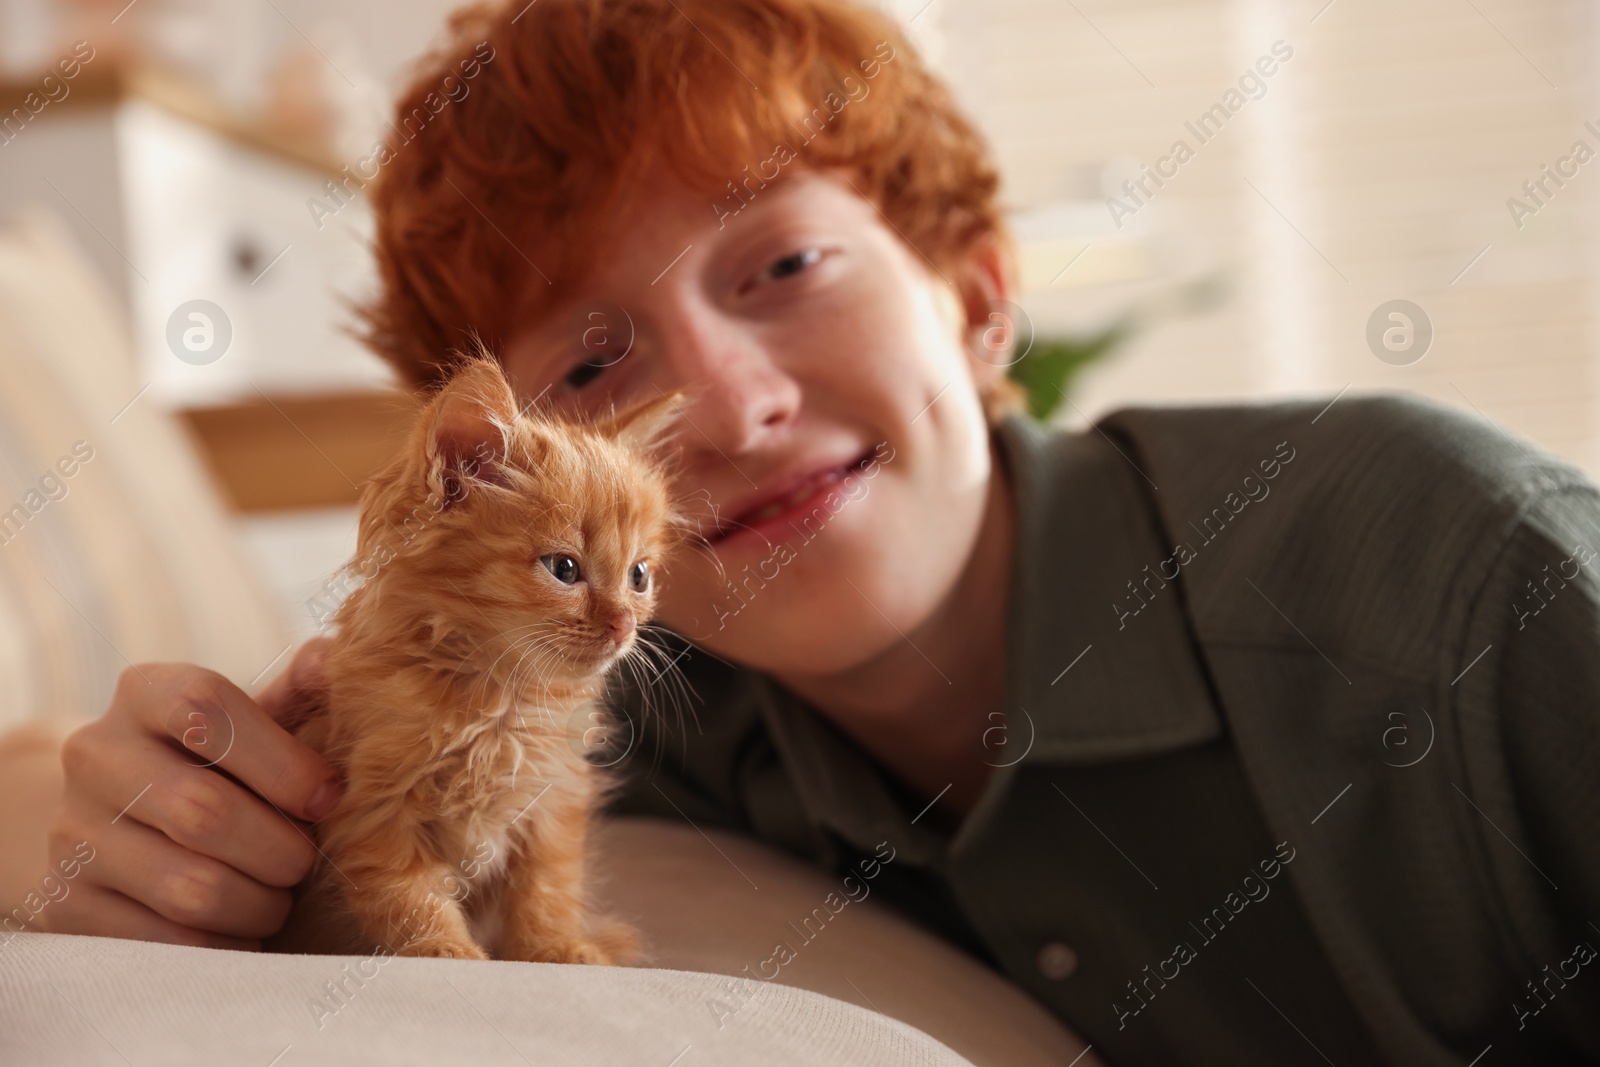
[11,0,1600,1064]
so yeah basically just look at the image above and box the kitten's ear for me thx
[425,357,519,504]
[599,389,686,456]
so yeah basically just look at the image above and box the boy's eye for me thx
[757,247,824,285]
[563,360,607,391]
[540,554,582,584]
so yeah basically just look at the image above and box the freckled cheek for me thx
[785,270,920,371]
[840,311,962,425]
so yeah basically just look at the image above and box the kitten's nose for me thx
[606,615,636,647]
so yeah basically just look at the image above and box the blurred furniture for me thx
[0,208,293,729]
[0,60,405,512]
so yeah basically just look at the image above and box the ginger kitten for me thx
[268,356,686,965]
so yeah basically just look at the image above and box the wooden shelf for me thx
[176,390,421,513]
[0,60,346,178]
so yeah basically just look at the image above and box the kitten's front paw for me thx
[514,938,614,966]
[398,935,490,961]
[501,921,640,966]
[588,918,644,967]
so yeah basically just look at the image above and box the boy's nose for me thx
[662,343,800,457]
[655,309,802,456]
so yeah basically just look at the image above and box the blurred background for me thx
[1,0,1596,721]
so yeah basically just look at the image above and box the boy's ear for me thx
[598,389,686,456]
[948,233,1018,391]
[426,357,520,504]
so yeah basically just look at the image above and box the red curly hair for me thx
[358,0,1027,422]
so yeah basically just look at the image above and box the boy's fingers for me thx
[75,728,320,886]
[254,639,334,724]
[90,816,294,939]
[38,883,260,951]
[134,666,341,824]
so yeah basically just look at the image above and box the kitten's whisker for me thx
[450,620,548,698]
[619,648,666,753]
[505,635,565,716]
[474,623,556,688]
[497,627,563,710]
[629,632,682,707]
[636,626,693,688]
[687,541,733,591]
[701,515,780,553]
[613,653,656,766]
[509,633,576,722]
[627,628,701,753]
[440,624,553,752]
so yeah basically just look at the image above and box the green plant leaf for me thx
[1007,323,1130,422]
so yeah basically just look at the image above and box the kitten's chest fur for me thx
[323,676,590,845]
[277,665,603,955]
[421,696,583,871]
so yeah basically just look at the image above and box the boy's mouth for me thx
[707,447,878,546]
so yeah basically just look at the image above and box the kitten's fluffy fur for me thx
[268,357,687,965]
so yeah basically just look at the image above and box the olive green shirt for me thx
[602,394,1600,1066]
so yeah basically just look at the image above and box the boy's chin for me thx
[674,607,913,678]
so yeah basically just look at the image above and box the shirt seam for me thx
[1441,482,1597,988]
[1189,634,1435,688]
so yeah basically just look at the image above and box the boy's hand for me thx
[36,639,339,949]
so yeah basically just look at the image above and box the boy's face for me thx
[502,168,1010,676]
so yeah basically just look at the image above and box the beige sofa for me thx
[0,211,1092,1066]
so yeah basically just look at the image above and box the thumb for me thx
[255,637,333,725]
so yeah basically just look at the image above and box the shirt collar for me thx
[995,409,1223,765]
[732,410,1225,864]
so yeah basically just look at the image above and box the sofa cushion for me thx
[0,929,974,1066]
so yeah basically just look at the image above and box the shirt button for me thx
[1036,941,1078,981]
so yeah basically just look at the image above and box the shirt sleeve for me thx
[1456,482,1600,1053]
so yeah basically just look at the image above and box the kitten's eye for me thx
[540,554,582,585]
[629,560,650,593]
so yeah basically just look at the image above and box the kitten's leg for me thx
[344,862,489,960]
[499,790,639,966]
[329,828,489,960]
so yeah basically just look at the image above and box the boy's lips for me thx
[707,447,878,545]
